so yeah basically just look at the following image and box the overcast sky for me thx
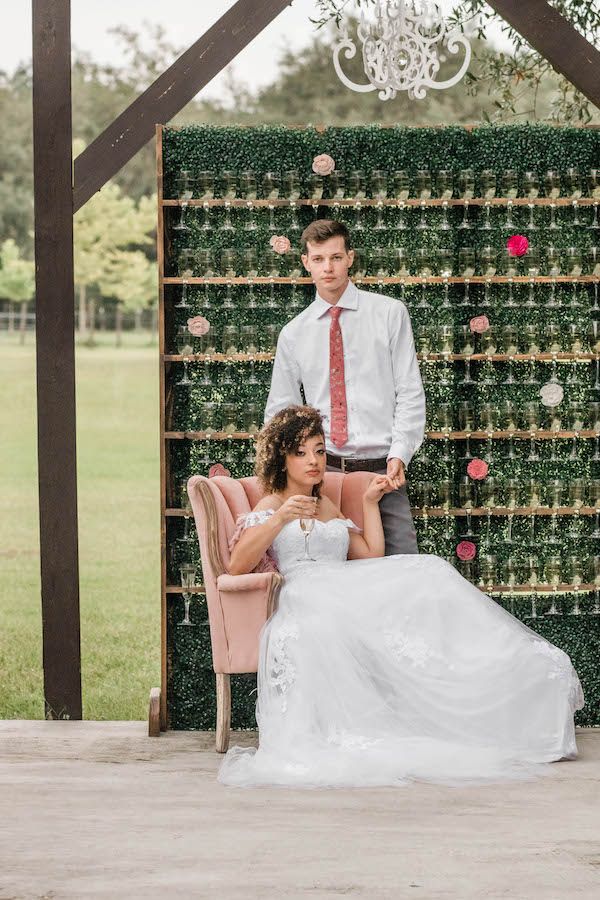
[2,1,509,101]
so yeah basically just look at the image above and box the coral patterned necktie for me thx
[328,306,348,448]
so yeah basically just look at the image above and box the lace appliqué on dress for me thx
[270,621,299,713]
[326,726,383,751]
[384,630,438,668]
[228,509,278,573]
[531,640,572,681]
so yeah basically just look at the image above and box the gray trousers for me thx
[327,466,418,556]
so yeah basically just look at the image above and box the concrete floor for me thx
[1,722,600,900]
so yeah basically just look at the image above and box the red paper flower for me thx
[456,540,477,561]
[467,458,489,480]
[507,234,529,257]
[469,315,490,334]
[269,234,291,254]
[208,463,231,478]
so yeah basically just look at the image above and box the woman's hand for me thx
[364,474,396,504]
[275,494,319,525]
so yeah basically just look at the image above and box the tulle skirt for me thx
[218,555,584,788]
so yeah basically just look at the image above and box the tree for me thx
[97,247,157,346]
[311,1,600,122]
[73,166,155,344]
[0,239,35,344]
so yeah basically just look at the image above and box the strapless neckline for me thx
[263,510,352,529]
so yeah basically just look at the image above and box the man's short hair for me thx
[301,219,352,253]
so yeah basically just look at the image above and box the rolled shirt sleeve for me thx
[387,302,426,467]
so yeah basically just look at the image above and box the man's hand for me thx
[386,457,406,490]
[364,474,396,504]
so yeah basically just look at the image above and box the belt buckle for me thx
[340,456,353,473]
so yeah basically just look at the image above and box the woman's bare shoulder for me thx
[253,494,283,513]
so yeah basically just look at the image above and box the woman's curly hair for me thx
[255,405,325,497]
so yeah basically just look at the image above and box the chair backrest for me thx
[187,470,375,671]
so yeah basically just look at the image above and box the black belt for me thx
[326,453,388,473]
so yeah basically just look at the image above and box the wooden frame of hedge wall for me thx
[154,122,600,734]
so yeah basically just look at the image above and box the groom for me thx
[264,219,425,555]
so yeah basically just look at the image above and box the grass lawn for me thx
[0,330,161,719]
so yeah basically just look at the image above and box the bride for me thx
[219,405,584,788]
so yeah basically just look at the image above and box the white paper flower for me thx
[540,382,564,407]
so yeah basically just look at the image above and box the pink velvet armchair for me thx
[187,470,375,752]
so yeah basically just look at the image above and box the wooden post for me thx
[487,0,600,110]
[32,0,82,720]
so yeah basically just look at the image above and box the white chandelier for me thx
[332,0,472,102]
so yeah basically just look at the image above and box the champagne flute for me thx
[458,400,474,459]
[565,167,582,226]
[178,563,198,627]
[568,556,584,615]
[415,169,431,231]
[393,169,410,231]
[176,325,194,387]
[501,169,518,230]
[436,169,453,231]
[544,169,561,230]
[523,400,540,461]
[479,553,497,589]
[458,168,474,230]
[589,477,600,540]
[458,476,476,538]
[173,169,194,231]
[240,170,258,232]
[480,245,497,278]
[196,170,215,202]
[502,555,520,590]
[501,325,518,385]
[589,558,600,616]
[523,170,539,230]
[503,478,520,545]
[298,511,317,561]
[480,169,496,231]
[589,168,600,230]
[548,478,563,547]
[501,400,518,461]
[590,401,600,463]
[353,247,368,280]
[545,556,563,615]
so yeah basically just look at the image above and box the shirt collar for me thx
[312,280,359,319]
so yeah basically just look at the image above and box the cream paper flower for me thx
[540,382,564,407]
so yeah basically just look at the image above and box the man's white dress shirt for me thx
[264,281,426,467]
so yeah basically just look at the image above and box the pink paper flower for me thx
[507,234,529,257]
[469,315,490,334]
[269,234,291,255]
[467,458,489,480]
[208,463,231,478]
[456,540,477,562]
[187,315,210,337]
[312,153,335,176]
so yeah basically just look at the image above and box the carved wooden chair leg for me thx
[216,672,231,753]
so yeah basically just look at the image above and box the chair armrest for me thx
[212,572,284,673]
[217,572,280,593]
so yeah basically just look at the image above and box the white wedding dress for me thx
[218,511,584,788]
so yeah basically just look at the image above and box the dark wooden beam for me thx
[32,0,82,720]
[73,0,291,212]
[487,0,600,110]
